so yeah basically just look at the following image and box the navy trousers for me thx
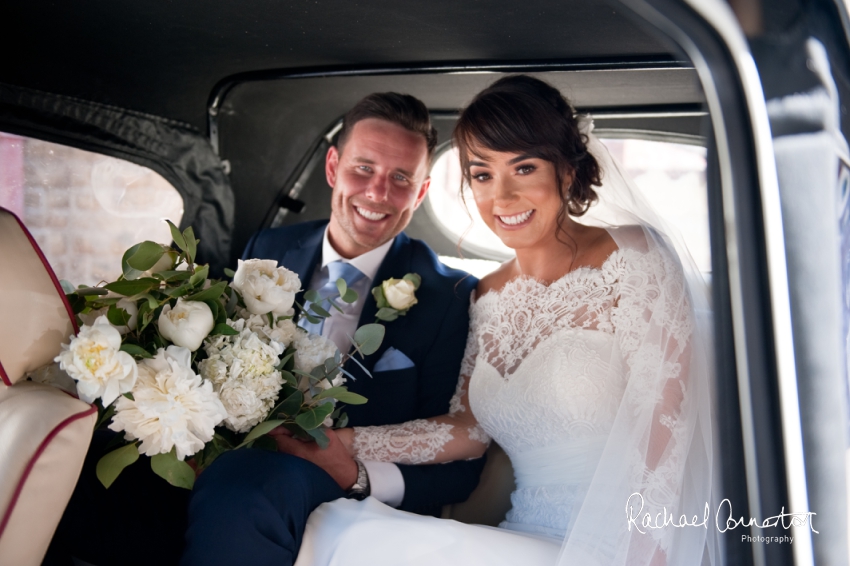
[181,449,346,566]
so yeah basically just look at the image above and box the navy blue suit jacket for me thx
[242,219,484,515]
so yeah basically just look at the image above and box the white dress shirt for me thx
[306,226,405,507]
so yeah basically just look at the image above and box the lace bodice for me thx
[352,242,694,539]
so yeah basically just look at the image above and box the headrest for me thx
[0,208,77,386]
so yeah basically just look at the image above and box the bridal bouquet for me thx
[47,221,384,490]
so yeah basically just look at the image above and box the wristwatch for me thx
[346,459,371,500]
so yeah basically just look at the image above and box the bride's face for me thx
[467,147,569,250]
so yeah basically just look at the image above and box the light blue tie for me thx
[299,260,365,335]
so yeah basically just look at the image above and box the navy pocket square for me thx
[373,347,415,372]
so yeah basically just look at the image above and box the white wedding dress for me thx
[295,227,713,566]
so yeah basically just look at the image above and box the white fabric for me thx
[299,120,717,565]
[312,228,405,506]
[361,460,405,507]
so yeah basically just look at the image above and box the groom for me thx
[181,92,483,565]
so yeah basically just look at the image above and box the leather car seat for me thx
[0,207,96,566]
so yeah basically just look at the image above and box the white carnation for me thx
[293,331,339,373]
[55,316,137,405]
[232,259,301,316]
[109,346,226,460]
[199,323,285,433]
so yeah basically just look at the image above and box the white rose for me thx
[293,331,339,373]
[158,299,215,351]
[231,259,301,316]
[109,346,227,460]
[55,316,138,405]
[382,278,418,310]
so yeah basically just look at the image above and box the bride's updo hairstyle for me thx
[453,75,601,218]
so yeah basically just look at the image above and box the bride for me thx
[294,75,717,566]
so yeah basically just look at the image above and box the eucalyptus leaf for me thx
[309,303,331,318]
[60,279,76,294]
[341,288,358,304]
[306,427,330,449]
[312,386,368,405]
[336,412,349,428]
[156,270,193,282]
[301,313,321,325]
[251,434,278,452]
[353,324,385,356]
[303,290,320,303]
[151,450,195,490]
[185,281,227,302]
[335,278,347,296]
[96,443,139,489]
[280,370,297,387]
[166,219,187,251]
[375,308,399,322]
[104,278,160,297]
[295,403,335,430]
[238,419,285,448]
[126,241,166,272]
[278,390,304,417]
[120,343,153,358]
[224,267,236,278]
[121,243,145,280]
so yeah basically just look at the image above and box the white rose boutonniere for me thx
[371,273,421,322]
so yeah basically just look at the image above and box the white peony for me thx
[231,259,301,316]
[55,316,137,405]
[382,278,418,310]
[158,299,215,351]
[109,346,226,460]
[79,299,139,335]
[293,331,339,373]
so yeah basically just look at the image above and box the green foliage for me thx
[238,419,285,448]
[402,273,422,289]
[313,387,368,405]
[353,324,385,356]
[375,308,399,322]
[306,427,330,449]
[210,322,239,336]
[295,403,335,430]
[106,305,131,327]
[276,390,304,418]
[104,278,160,297]
[151,450,196,490]
[185,281,227,302]
[96,443,139,489]
[119,343,153,358]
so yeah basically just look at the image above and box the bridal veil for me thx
[556,117,719,566]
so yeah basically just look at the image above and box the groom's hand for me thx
[269,427,358,490]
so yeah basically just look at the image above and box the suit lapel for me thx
[356,233,413,330]
[282,223,325,310]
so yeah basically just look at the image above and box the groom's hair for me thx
[337,93,438,162]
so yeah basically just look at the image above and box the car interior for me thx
[1,0,850,565]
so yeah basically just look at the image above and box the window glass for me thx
[0,132,184,286]
[427,138,709,279]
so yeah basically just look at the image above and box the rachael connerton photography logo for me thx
[625,493,818,542]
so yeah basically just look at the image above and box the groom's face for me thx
[325,118,431,259]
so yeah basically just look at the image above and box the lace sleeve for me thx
[610,247,701,563]
[351,308,491,465]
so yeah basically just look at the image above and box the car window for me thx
[427,138,709,278]
[0,132,184,286]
